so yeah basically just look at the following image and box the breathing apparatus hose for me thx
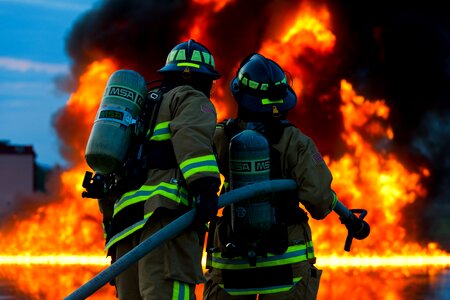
[64,179,298,300]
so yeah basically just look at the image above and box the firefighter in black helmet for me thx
[159,39,220,79]
[105,39,221,299]
[203,53,337,299]
[230,53,297,120]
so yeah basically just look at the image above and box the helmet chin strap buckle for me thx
[272,105,281,118]
[182,67,191,79]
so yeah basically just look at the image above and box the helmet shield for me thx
[230,53,296,115]
[158,39,220,79]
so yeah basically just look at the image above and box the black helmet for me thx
[230,53,296,116]
[158,39,220,79]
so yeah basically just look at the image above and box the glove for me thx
[195,192,219,225]
[340,213,370,240]
[189,177,220,226]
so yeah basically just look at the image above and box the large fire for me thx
[0,1,449,299]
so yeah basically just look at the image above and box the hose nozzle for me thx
[333,201,370,251]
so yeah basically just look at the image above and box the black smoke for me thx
[65,0,189,79]
[64,0,344,154]
[62,0,450,249]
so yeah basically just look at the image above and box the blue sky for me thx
[0,0,99,168]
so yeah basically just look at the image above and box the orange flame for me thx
[192,0,233,12]
[184,0,233,40]
[261,2,335,93]
[0,60,118,256]
[0,59,118,298]
[310,80,440,259]
[179,0,231,121]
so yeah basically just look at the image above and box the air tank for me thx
[85,69,147,174]
[229,129,275,241]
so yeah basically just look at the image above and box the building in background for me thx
[0,140,36,218]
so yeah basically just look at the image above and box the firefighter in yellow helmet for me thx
[203,53,337,299]
[104,39,222,299]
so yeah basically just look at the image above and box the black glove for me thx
[340,213,370,240]
[195,192,219,225]
[189,177,221,225]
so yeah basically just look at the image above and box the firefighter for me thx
[104,39,222,299]
[203,53,338,299]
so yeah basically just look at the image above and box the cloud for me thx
[0,0,91,11]
[0,57,69,74]
[0,81,54,96]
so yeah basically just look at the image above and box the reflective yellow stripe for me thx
[168,48,214,68]
[143,211,154,219]
[102,223,107,239]
[104,217,148,250]
[172,281,190,300]
[177,62,200,68]
[149,121,171,141]
[150,133,171,141]
[191,50,202,62]
[184,165,219,179]
[105,182,190,250]
[173,281,180,300]
[212,242,314,270]
[152,121,170,132]
[113,194,148,217]
[175,49,186,61]
[239,73,287,91]
[331,191,338,210]
[223,181,229,191]
[168,50,177,62]
[261,98,284,105]
[180,154,219,180]
[249,79,258,89]
[179,154,217,169]
[113,182,189,216]
[105,210,158,251]
[202,52,211,65]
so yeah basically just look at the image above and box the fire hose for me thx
[65,179,369,299]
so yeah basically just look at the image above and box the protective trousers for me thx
[114,210,204,300]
